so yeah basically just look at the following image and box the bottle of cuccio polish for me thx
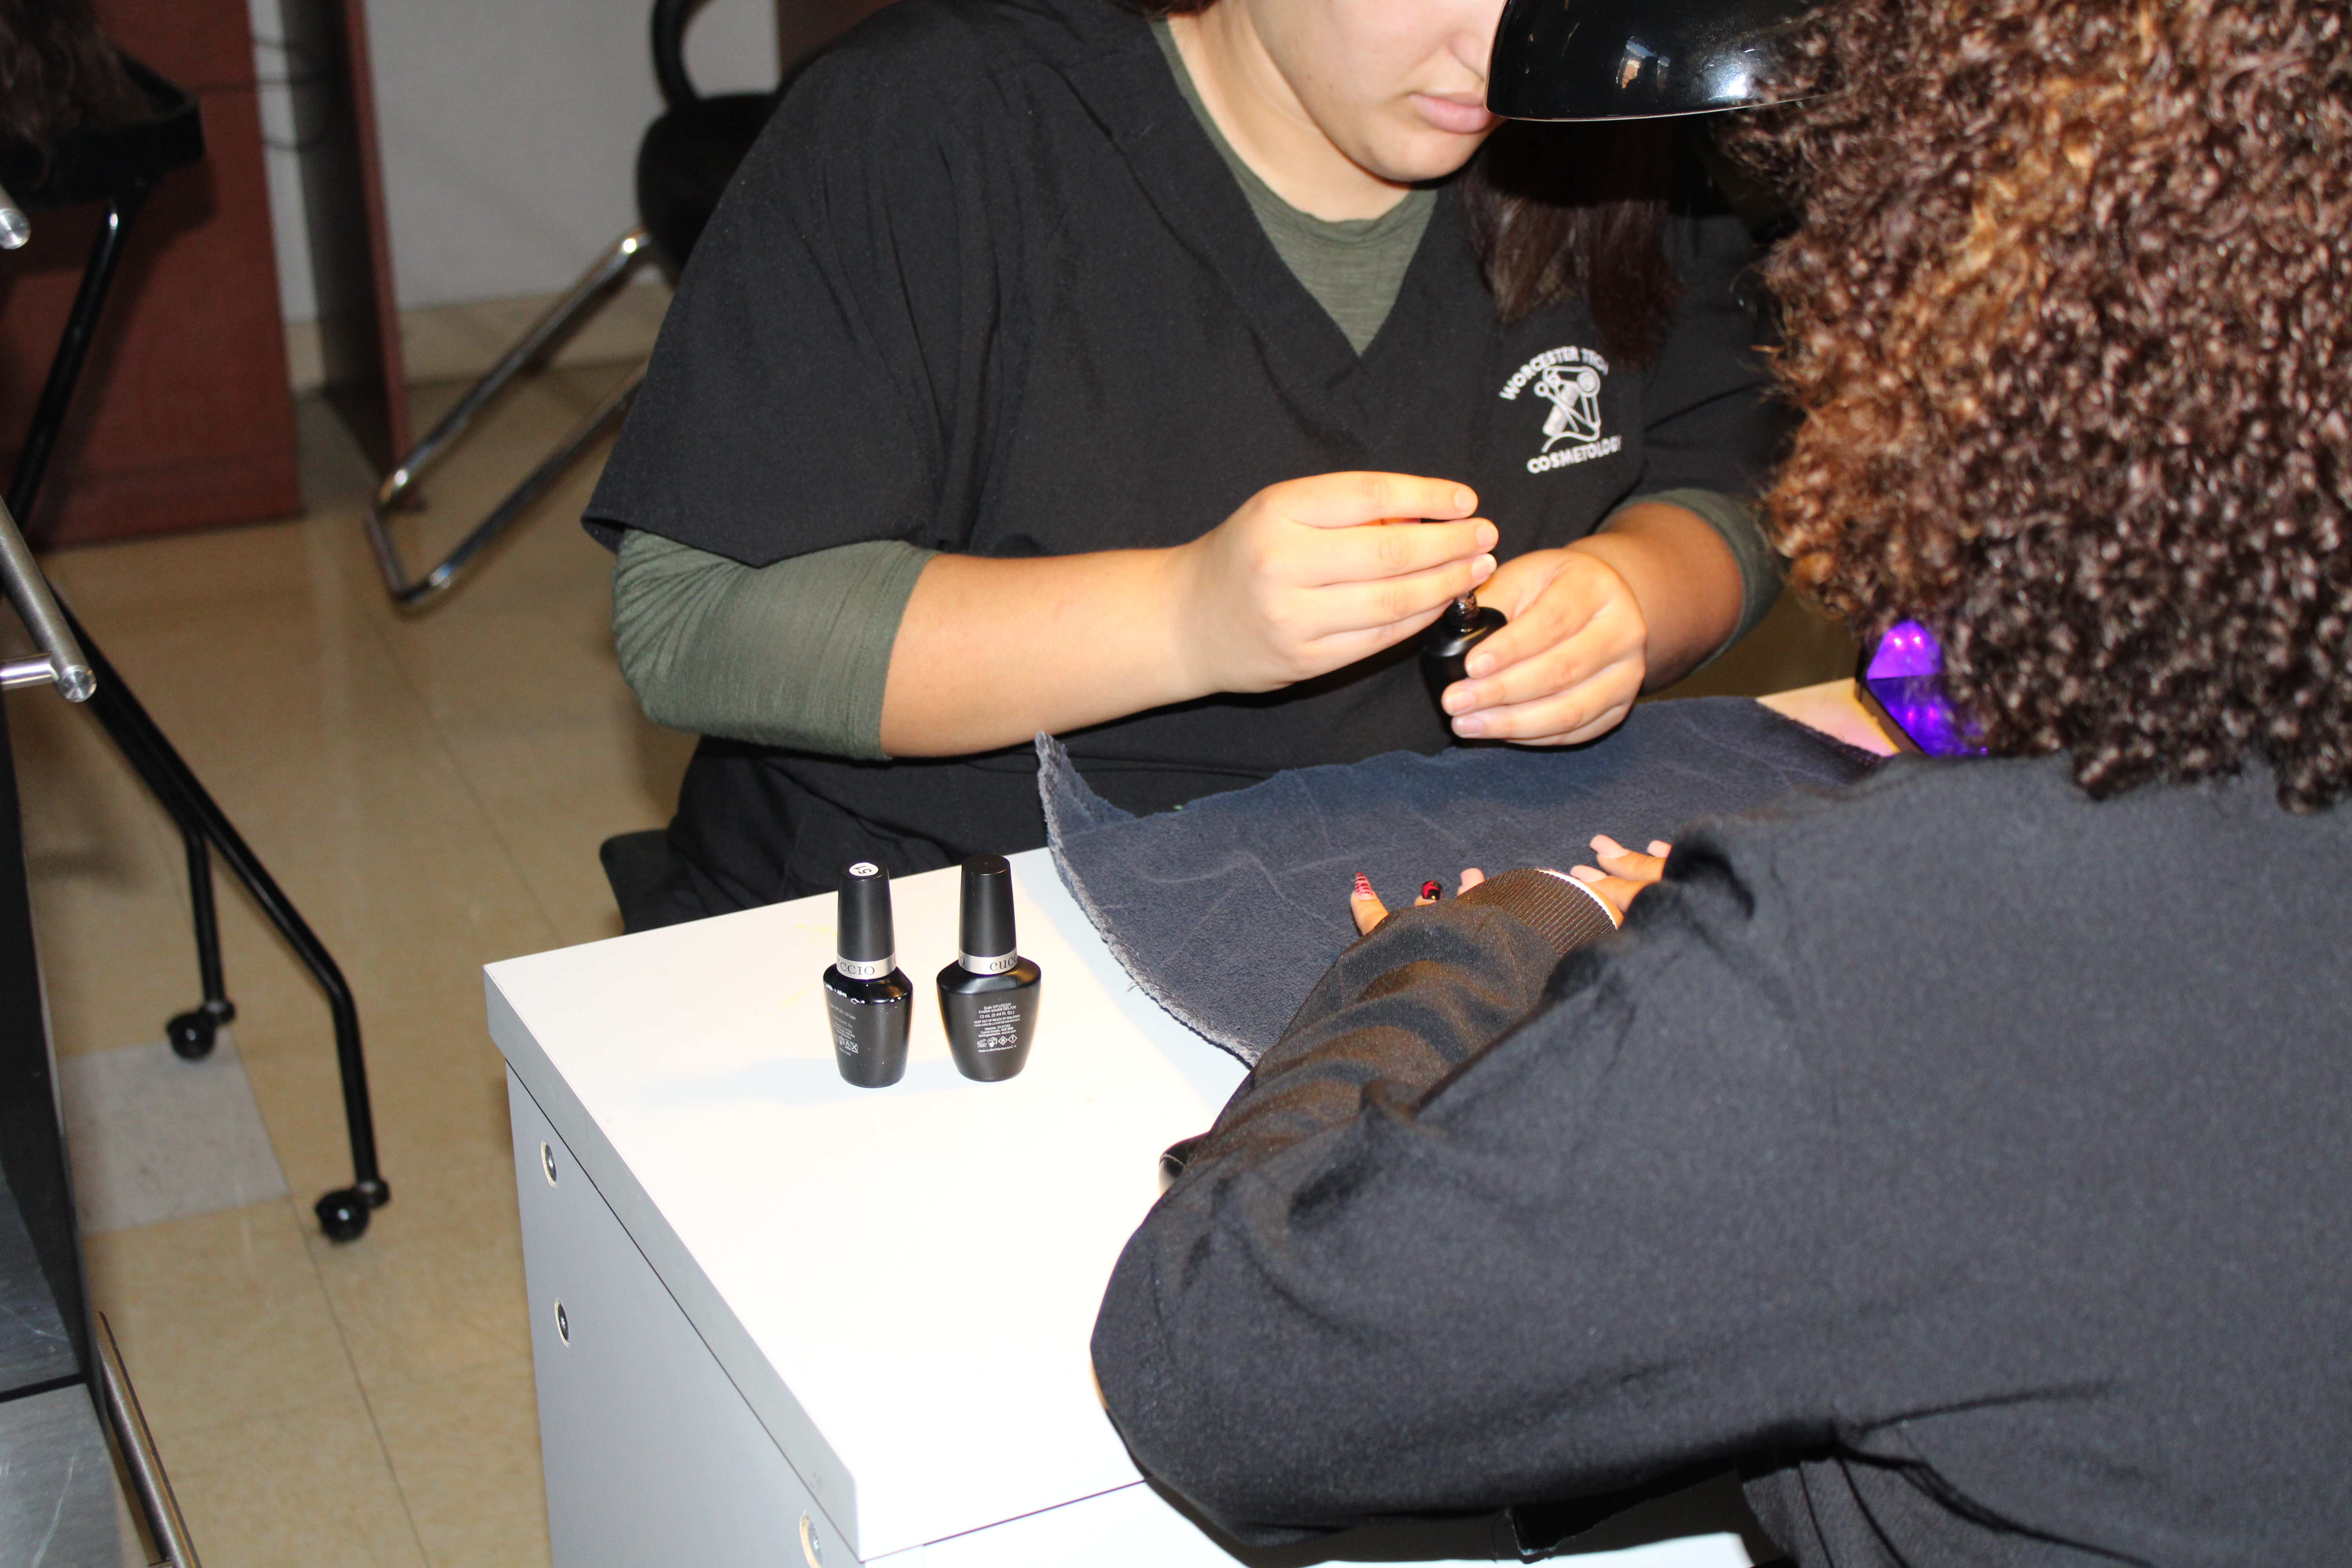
[936,856,1042,1082]
[824,861,912,1087]
[1421,590,1508,702]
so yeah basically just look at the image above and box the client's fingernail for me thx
[1443,688,1472,714]
[1471,553,1497,581]
[1419,880,1442,901]
[1648,840,1672,857]
[1466,654,1493,678]
[1453,715,1486,738]
[1568,864,1604,884]
[1352,872,1375,899]
[1591,834,1623,855]
[1453,487,1477,511]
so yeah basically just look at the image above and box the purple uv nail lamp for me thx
[1855,620,1986,758]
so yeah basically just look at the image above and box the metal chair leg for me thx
[363,227,654,606]
[7,189,388,1240]
[161,815,236,1061]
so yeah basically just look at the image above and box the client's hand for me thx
[1349,868,1485,936]
[1343,836,1671,936]
[1567,835,1671,918]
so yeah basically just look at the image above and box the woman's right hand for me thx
[1164,473,1497,696]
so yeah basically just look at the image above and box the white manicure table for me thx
[486,684,1890,1568]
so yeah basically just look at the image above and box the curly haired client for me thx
[1090,1,2352,1563]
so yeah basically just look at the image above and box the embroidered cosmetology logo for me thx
[1500,347,1621,474]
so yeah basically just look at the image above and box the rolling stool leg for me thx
[9,187,388,1239]
[163,815,235,1060]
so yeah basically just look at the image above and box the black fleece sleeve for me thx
[1091,846,1849,1547]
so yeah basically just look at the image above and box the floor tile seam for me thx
[130,1383,380,1447]
[83,1191,321,1244]
[293,1188,439,1567]
[359,1350,539,1411]
[352,1362,535,1429]
[343,537,572,954]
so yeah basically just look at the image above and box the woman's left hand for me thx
[1435,502,1750,746]
[1437,545,1648,745]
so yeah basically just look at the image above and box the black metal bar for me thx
[5,187,147,523]
[182,821,224,1007]
[163,814,236,1061]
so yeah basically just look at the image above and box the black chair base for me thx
[358,66,779,610]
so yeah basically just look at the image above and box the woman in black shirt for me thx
[588,0,1785,921]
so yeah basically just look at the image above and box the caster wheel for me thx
[165,1010,217,1060]
[315,1189,372,1242]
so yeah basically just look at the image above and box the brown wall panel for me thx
[0,0,301,548]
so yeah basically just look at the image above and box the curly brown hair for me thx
[1730,0,2352,809]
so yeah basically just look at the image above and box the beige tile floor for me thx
[8,367,1852,1567]
[11,363,691,1568]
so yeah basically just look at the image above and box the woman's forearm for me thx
[1567,501,1745,689]
[878,548,1199,756]
[878,474,1498,757]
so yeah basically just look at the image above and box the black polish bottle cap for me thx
[958,856,1017,967]
[836,861,896,973]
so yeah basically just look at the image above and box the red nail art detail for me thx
[1419,880,1442,900]
[1353,872,1374,898]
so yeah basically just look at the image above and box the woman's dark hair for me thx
[1461,118,1683,364]
[1729,0,2352,810]
[0,0,145,160]
[1131,0,1684,364]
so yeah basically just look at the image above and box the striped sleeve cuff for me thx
[1454,867,1621,960]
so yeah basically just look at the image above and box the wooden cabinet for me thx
[0,0,301,548]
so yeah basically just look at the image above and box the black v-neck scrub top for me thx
[584,0,1786,916]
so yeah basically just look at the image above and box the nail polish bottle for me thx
[1422,591,1508,701]
[936,856,1042,1082]
[824,860,912,1087]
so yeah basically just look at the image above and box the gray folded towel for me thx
[1039,697,1879,1063]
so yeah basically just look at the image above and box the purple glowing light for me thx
[1862,620,1986,758]
[1866,619,1944,680]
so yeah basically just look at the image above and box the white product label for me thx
[974,999,1022,1052]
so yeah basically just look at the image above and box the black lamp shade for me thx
[1486,0,1820,121]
